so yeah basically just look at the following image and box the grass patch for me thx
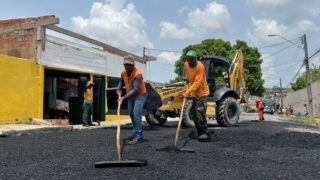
[291,116,318,125]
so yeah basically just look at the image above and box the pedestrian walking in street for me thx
[117,55,148,145]
[182,50,211,142]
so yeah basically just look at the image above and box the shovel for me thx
[95,94,147,168]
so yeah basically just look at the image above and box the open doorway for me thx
[93,75,106,122]
[43,69,105,124]
[43,69,82,120]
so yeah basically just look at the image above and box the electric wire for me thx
[286,62,305,87]
[268,47,302,68]
[258,37,300,49]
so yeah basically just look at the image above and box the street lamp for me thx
[268,34,313,116]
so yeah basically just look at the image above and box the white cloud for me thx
[247,0,320,20]
[187,1,231,32]
[261,53,277,86]
[247,0,292,10]
[178,6,189,14]
[71,0,153,52]
[159,21,195,39]
[248,17,320,46]
[158,51,181,64]
[248,17,288,46]
[298,20,320,32]
[159,1,231,40]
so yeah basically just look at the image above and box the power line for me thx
[287,61,305,87]
[268,44,293,57]
[308,48,320,61]
[258,37,300,49]
[284,48,320,87]
[268,47,302,68]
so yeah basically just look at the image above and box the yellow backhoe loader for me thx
[145,50,247,127]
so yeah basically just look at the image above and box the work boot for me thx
[88,122,96,126]
[127,137,143,145]
[96,120,100,126]
[127,135,135,140]
[198,133,211,142]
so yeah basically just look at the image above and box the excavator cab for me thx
[199,56,231,96]
[145,50,246,127]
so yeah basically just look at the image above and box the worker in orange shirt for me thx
[117,55,148,145]
[182,50,211,142]
[256,98,265,121]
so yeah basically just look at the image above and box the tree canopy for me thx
[291,65,320,91]
[172,39,265,96]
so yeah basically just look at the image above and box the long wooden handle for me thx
[116,93,121,161]
[174,97,187,147]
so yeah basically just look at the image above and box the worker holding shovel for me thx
[182,50,211,142]
[117,55,148,145]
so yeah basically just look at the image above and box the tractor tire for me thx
[183,102,195,127]
[216,97,240,127]
[145,110,167,126]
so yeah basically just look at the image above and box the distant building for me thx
[283,80,320,117]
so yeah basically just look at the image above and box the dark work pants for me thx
[189,96,209,135]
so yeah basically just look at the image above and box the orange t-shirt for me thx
[184,61,209,98]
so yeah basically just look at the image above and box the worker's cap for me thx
[123,55,135,65]
[185,50,197,60]
[86,81,94,86]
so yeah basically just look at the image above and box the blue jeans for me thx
[83,101,93,125]
[127,94,147,139]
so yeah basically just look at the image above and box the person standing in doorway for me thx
[117,55,148,145]
[182,50,211,142]
[83,81,95,127]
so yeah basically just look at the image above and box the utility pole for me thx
[303,34,313,116]
[143,47,146,58]
[273,91,277,113]
[280,78,283,109]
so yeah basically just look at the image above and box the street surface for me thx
[1,114,320,180]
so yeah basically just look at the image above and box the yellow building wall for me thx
[0,54,43,124]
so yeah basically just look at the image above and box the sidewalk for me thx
[0,119,132,137]
[273,114,320,128]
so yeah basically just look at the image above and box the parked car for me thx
[263,99,274,115]
[263,105,274,114]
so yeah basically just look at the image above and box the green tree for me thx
[172,39,265,96]
[291,65,320,91]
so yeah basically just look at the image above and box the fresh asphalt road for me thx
[1,114,320,180]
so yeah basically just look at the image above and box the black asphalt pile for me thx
[1,116,320,180]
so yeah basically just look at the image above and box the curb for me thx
[0,121,134,138]
[0,126,74,137]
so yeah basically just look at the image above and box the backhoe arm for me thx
[229,50,247,103]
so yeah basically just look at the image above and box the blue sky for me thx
[1,0,320,88]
